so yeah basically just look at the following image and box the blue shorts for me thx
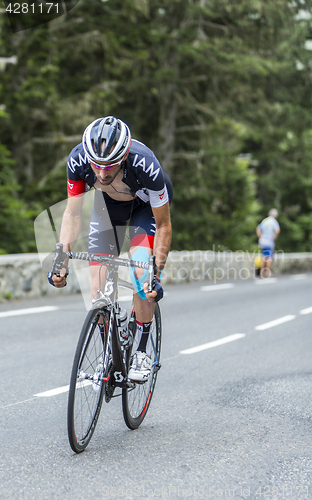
[261,248,274,258]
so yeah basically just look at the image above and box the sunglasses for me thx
[90,160,122,171]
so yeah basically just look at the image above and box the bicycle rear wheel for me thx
[67,307,110,453]
[122,303,162,429]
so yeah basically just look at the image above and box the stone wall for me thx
[0,251,311,302]
[160,250,312,284]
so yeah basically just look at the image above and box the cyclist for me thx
[48,116,172,382]
[256,208,280,278]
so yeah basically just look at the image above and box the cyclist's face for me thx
[90,161,122,185]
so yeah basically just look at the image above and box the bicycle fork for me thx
[150,335,161,372]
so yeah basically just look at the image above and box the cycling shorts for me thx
[88,191,158,264]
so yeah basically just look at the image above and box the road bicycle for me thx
[48,243,162,454]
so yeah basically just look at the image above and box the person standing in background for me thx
[256,209,280,278]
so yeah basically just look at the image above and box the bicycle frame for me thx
[93,264,160,391]
[93,264,133,389]
[49,244,159,389]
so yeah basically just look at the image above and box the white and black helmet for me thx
[82,116,131,164]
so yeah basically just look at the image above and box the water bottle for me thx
[119,307,130,348]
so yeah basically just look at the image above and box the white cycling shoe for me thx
[128,351,152,382]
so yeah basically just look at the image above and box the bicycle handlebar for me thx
[47,242,69,280]
[48,243,158,293]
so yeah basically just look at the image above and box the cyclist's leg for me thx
[88,191,128,300]
[127,205,158,381]
[88,225,126,299]
[128,203,157,322]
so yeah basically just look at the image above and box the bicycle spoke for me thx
[122,304,161,429]
[67,308,110,453]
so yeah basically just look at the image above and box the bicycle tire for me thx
[67,307,110,453]
[122,303,162,430]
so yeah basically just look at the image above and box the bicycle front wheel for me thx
[122,303,162,429]
[67,307,109,453]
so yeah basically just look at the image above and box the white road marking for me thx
[180,333,245,355]
[1,397,36,409]
[0,306,59,318]
[291,274,308,280]
[300,306,312,315]
[34,385,70,397]
[200,283,235,292]
[255,278,277,285]
[255,315,296,331]
[34,380,93,398]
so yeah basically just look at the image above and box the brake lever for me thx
[148,255,158,293]
[47,243,69,279]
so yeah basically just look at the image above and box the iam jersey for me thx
[66,139,173,208]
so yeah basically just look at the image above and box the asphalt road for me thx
[0,274,312,500]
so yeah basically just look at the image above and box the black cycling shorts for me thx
[88,191,158,263]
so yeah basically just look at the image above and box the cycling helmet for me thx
[82,116,131,165]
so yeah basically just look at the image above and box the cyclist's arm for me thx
[59,194,84,252]
[151,201,172,279]
[143,201,171,302]
[52,194,84,288]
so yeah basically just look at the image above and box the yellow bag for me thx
[254,256,262,269]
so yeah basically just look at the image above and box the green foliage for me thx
[171,118,259,250]
[0,143,34,253]
[0,0,311,253]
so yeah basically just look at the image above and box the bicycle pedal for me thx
[130,378,148,385]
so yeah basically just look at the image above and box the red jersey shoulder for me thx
[67,179,85,196]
